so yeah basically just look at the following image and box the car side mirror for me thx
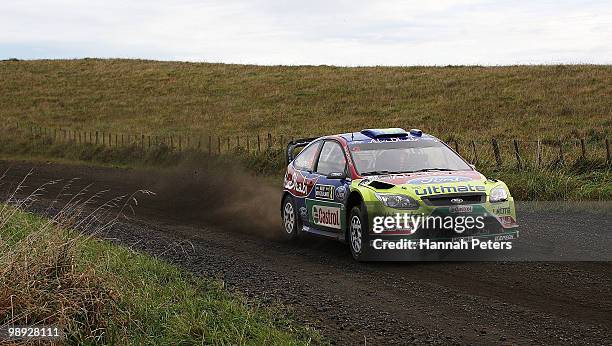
[326,172,346,180]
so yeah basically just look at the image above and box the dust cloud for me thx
[141,159,283,238]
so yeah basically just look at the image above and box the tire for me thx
[281,195,299,241]
[348,204,369,261]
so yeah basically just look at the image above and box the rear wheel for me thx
[282,195,299,240]
[349,205,369,261]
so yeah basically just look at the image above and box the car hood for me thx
[358,170,497,197]
[363,170,485,185]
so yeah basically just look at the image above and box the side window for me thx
[316,141,347,175]
[293,142,321,172]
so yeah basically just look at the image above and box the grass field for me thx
[0,59,610,141]
[0,204,321,344]
[0,59,610,201]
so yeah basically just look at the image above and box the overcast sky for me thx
[1,0,610,66]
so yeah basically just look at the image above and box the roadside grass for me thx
[0,201,321,344]
[482,168,611,201]
[0,59,610,141]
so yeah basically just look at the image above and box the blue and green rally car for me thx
[281,128,518,261]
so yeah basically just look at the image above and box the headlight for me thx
[375,193,419,209]
[489,186,508,202]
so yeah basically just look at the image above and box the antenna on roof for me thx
[351,131,354,141]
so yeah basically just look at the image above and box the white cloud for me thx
[1,0,610,65]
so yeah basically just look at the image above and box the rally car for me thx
[281,128,518,261]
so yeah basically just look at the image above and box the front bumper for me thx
[362,200,519,260]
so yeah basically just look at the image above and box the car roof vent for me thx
[360,128,408,139]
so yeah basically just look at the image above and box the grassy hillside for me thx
[0,59,609,201]
[0,59,610,140]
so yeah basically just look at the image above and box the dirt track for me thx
[1,160,611,345]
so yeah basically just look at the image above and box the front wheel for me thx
[349,205,369,261]
[281,195,299,241]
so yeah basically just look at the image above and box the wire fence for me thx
[2,122,610,171]
[445,137,610,170]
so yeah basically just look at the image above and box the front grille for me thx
[421,193,485,206]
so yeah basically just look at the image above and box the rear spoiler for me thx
[286,137,318,164]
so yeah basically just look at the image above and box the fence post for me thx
[470,140,478,165]
[208,136,212,156]
[580,138,586,159]
[606,138,610,166]
[198,136,202,151]
[246,137,250,152]
[491,138,502,169]
[95,131,99,145]
[513,139,522,170]
[267,133,272,149]
[257,134,261,152]
[227,137,230,151]
[218,137,221,154]
[178,136,182,150]
[535,139,542,168]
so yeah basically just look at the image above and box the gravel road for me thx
[1,160,610,345]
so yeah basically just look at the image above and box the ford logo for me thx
[450,198,464,204]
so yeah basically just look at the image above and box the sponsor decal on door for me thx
[315,184,335,200]
[312,205,341,229]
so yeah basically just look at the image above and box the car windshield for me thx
[348,139,472,175]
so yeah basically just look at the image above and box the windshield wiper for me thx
[362,168,458,176]
[361,170,403,176]
[407,168,458,173]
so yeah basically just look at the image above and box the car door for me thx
[285,140,322,226]
[307,140,350,234]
